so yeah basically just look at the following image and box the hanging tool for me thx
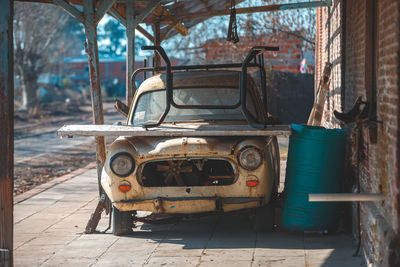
[307,63,332,126]
[333,96,369,123]
[334,96,382,256]
[226,0,239,43]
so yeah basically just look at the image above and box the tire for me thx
[252,203,275,232]
[112,206,134,236]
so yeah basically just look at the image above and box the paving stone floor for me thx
[14,167,365,267]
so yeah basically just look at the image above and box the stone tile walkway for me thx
[14,168,365,267]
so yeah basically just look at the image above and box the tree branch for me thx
[264,27,315,45]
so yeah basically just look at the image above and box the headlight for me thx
[110,152,135,177]
[238,146,262,170]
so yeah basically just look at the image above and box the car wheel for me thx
[112,205,134,236]
[252,203,275,232]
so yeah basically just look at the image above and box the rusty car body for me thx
[103,65,280,235]
[57,46,285,235]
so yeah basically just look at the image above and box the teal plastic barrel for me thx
[282,123,347,231]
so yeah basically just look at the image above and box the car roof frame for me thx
[131,45,279,129]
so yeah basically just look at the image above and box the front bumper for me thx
[113,197,264,213]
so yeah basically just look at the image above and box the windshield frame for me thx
[129,86,262,126]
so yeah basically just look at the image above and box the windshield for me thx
[131,87,259,125]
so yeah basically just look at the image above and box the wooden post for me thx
[153,21,161,69]
[126,1,135,106]
[307,63,332,126]
[83,0,106,195]
[0,0,14,266]
[309,193,385,202]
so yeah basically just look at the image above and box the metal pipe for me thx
[130,62,264,111]
[131,62,261,85]
[240,46,279,128]
[0,0,14,265]
[309,193,384,202]
[141,46,172,128]
[258,54,267,114]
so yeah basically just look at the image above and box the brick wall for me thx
[315,0,400,265]
[315,0,344,129]
[203,34,313,74]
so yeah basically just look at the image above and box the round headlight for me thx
[110,152,135,177]
[238,146,262,170]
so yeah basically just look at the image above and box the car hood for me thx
[125,136,244,159]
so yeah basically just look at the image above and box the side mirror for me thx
[114,98,129,118]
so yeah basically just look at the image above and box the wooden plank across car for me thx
[57,124,292,137]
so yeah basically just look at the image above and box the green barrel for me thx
[282,123,347,231]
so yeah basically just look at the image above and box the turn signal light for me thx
[118,184,131,192]
[246,180,259,187]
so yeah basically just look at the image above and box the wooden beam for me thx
[152,5,188,36]
[145,0,332,22]
[132,0,162,28]
[0,0,14,266]
[53,0,84,23]
[109,7,154,44]
[95,0,116,24]
[58,124,292,137]
[126,1,135,106]
[160,22,179,41]
[309,193,385,202]
[108,6,127,26]
[153,21,161,70]
[137,25,154,43]
[82,0,106,195]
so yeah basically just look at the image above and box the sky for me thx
[97,15,152,57]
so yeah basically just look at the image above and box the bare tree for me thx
[240,0,315,49]
[14,3,81,112]
[164,0,315,63]
[164,15,229,64]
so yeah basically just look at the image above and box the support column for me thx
[0,0,13,266]
[83,0,106,195]
[126,2,135,106]
[153,21,161,69]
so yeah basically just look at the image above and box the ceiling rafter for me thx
[132,0,162,28]
[52,0,84,23]
[151,5,188,36]
[145,1,332,22]
[95,0,116,24]
[137,25,155,43]
[160,21,179,41]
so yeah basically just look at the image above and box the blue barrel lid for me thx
[291,123,347,141]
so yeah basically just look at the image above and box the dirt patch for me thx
[14,142,96,195]
[14,99,120,196]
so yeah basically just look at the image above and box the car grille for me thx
[138,158,237,187]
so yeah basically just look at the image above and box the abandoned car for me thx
[99,46,282,235]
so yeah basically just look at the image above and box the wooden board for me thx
[57,124,292,137]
